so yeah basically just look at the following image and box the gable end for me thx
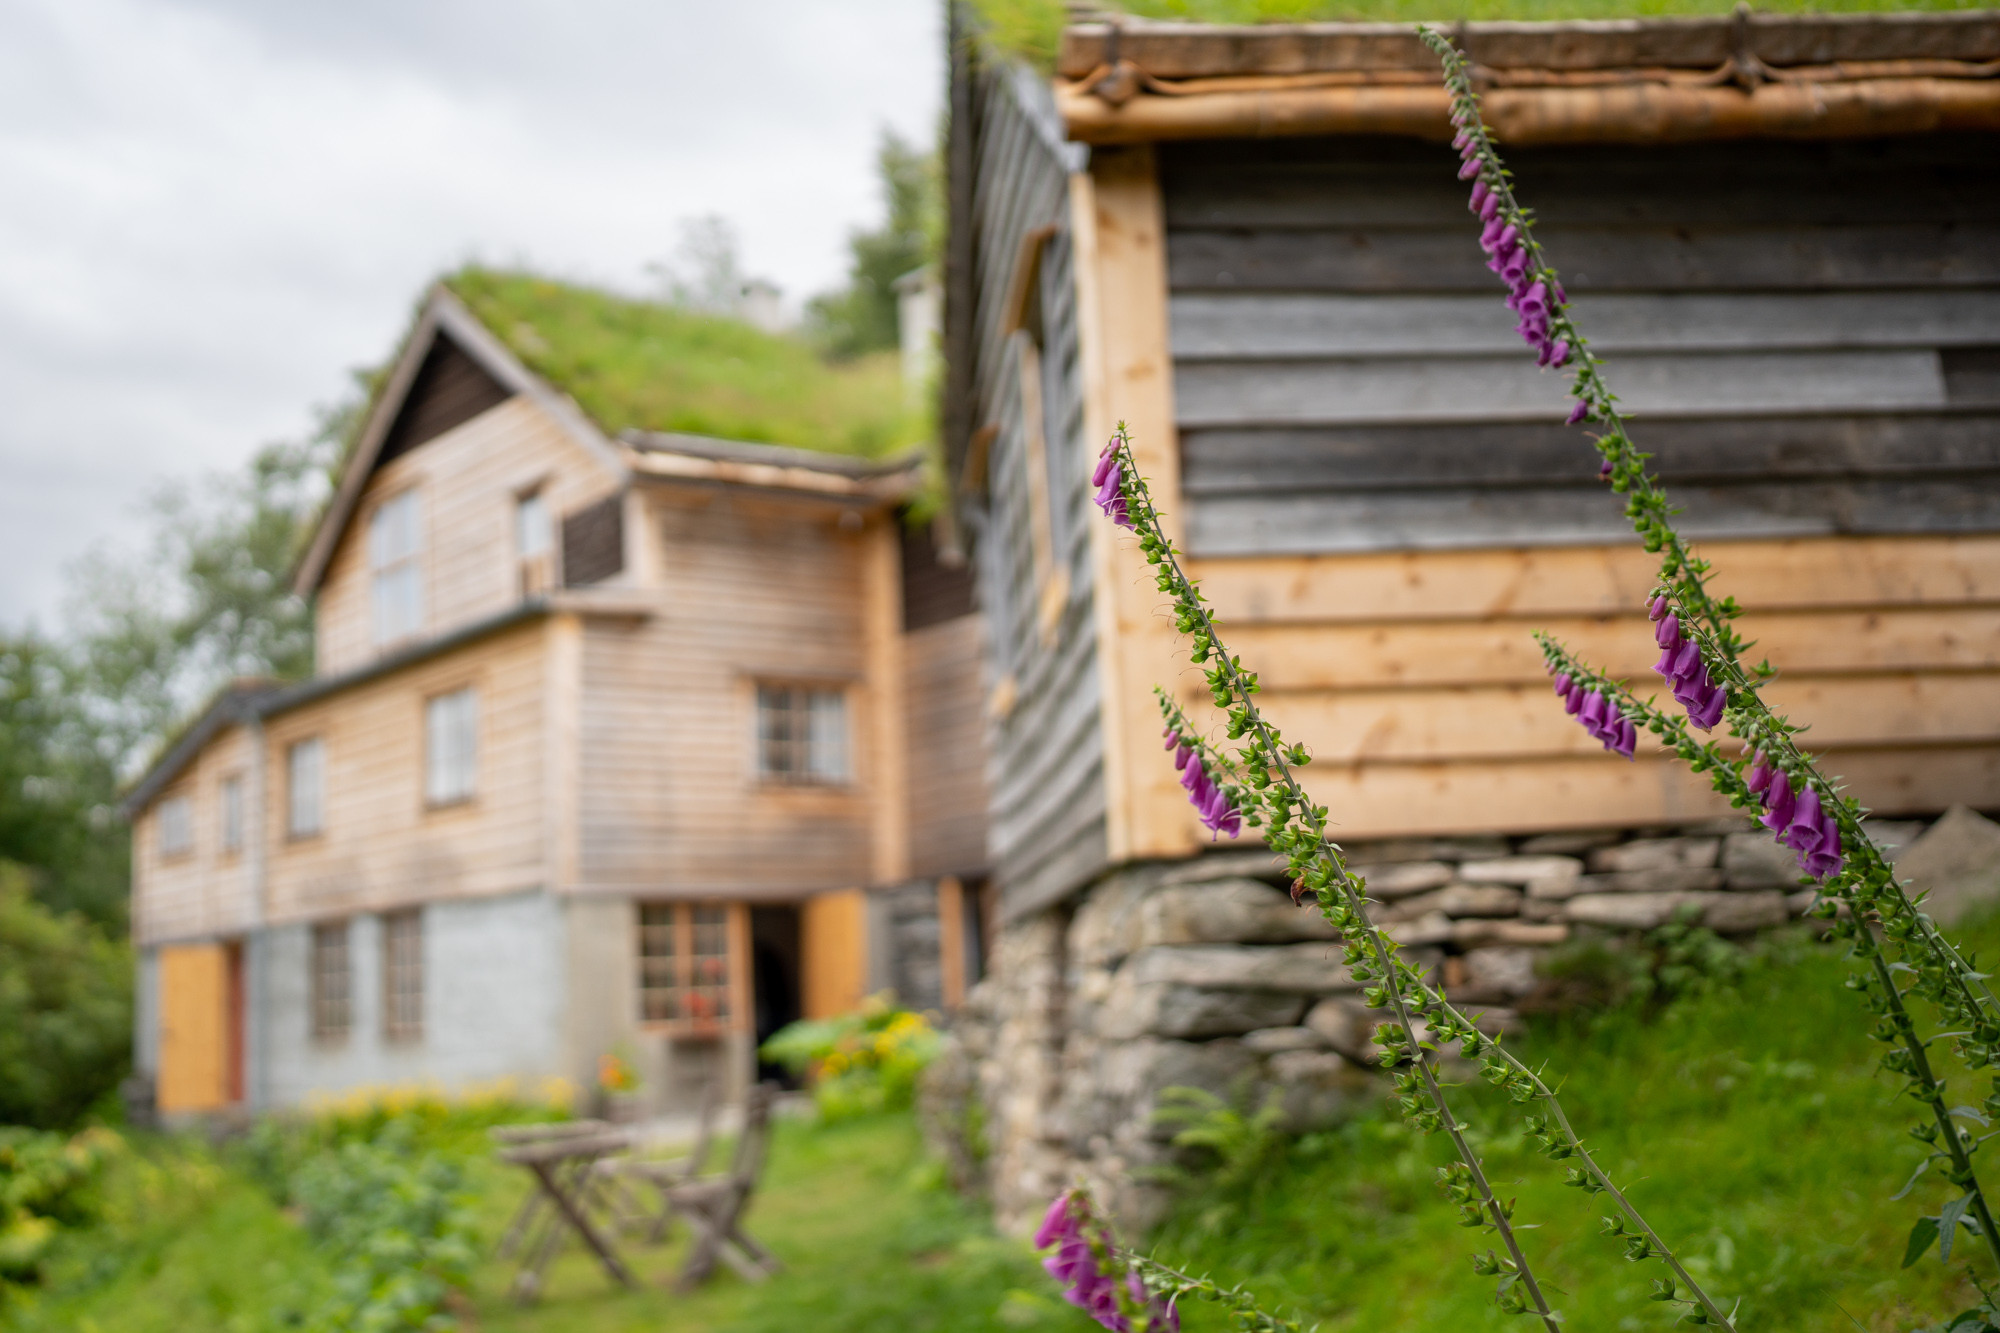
[377,332,514,467]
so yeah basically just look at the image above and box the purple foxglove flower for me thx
[1648,594,1669,622]
[1500,249,1531,286]
[1565,684,1585,716]
[1549,339,1571,367]
[1598,458,1613,480]
[1480,217,1508,251]
[1035,1195,1074,1249]
[1554,672,1572,698]
[1479,191,1502,222]
[1690,681,1726,731]
[1469,179,1490,212]
[1567,399,1590,425]
[1669,638,1704,686]
[1654,614,1680,650]
[1746,752,1773,794]
[1092,451,1117,488]
[1580,690,1609,733]
[1804,813,1844,878]
[1614,716,1637,758]
[1554,281,1568,304]
[1458,157,1481,180]
[1653,644,1678,678]
[1174,741,1192,771]
[1453,130,1471,151]
[1784,785,1824,855]
[1761,771,1797,833]
[1494,224,1519,253]
[1161,728,1180,751]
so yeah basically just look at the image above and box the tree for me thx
[0,862,132,1128]
[0,634,125,928]
[808,128,940,359]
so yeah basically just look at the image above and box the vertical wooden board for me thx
[158,943,227,1114]
[938,877,967,1010]
[801,888,867,1020]
[863,519,911,886]
[727,903,754,1035]
[1082,146,1199,864]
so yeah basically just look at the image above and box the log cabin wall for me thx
[902,523,990,881]
[1144,131,2000,838]
[958,56,1109,919]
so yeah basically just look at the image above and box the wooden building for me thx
[948,5,2000,920]
[942,7,2000,1223]
[123,281,991,1117]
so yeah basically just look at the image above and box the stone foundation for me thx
[940,815,1931,1234]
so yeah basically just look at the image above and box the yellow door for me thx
[158,944,229,1113]
[800,889,867,1019]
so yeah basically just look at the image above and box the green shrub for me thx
[761,997,941,1120]
[0,1126,119,1291]
[288,1126,477,1332]
[0,864,131,1130]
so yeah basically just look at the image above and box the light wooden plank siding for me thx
[1162,133,2000,556]
[573,491,880,896]
[316,396,621,678]
[906,614,991,879]
[963,59,1110,919]
[263,620,548,923]
[132,725,256,948]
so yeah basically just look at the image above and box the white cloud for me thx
[0,0,942,628]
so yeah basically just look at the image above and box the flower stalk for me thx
[1418,23,2000,1281]
[1099,421,1733,1328]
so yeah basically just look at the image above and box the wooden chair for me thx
[662,1082,782,1290]
[592,1079,721,1243]
[491,1120,614,1262]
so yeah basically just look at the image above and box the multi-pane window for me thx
[369,489,423,645]
[424,688,478,806]
[287,738,325,838]
[311,920,351,1041]
[157,795,193,858]
[755,685,847,782]
[220,774,244,855]
[637,903,734,1032]
[382,910,424,1042]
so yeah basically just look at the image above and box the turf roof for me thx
[444,267,924,461]
[975,0,1995,69]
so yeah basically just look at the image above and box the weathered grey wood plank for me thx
[1181,413,2000,494]
[1170,290,2000,359]
[1187,478,2000,558]
[1162,134,2000,230]
[1174,349,1947,427]
[1169,224,2000,294]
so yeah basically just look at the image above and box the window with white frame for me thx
[515,489,555,594]
[311,919,351,1041]
[220,774,244,855]
[424,687,478,806]
[755,684,847,782]
[157,795,193,858]
[382,909,423,1042]
[369,489,423,645]
[287,737,325,838]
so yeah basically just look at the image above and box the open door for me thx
[158,943,230,1114]
[799,889,867,1019]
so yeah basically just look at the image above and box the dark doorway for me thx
[224,940,246,1105]
[750,906,803,1087]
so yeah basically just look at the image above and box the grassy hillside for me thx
[979,0,1996,69]
[445,268,924,460]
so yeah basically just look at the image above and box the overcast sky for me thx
[0,0,943,631]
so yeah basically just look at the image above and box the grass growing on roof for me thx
[976,0,1994,70]
[446,267,925,460]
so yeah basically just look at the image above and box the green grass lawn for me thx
[1153,916,2000,1332]
[11,915,2000,1332]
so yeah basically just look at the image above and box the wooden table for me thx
[495,1127,638,1301]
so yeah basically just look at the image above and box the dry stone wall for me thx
[944,814,1930,1233]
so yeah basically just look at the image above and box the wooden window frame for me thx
[753,683,850,785]
[636,901,751,1038]
[423,686,479,809]
[514,487,557,595]
[310,919,352,1043]
[157,793,193,860]
[286,737,325,841]
[219,773,244,857]
[369,487,424,647]
[382,909,424,1043]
